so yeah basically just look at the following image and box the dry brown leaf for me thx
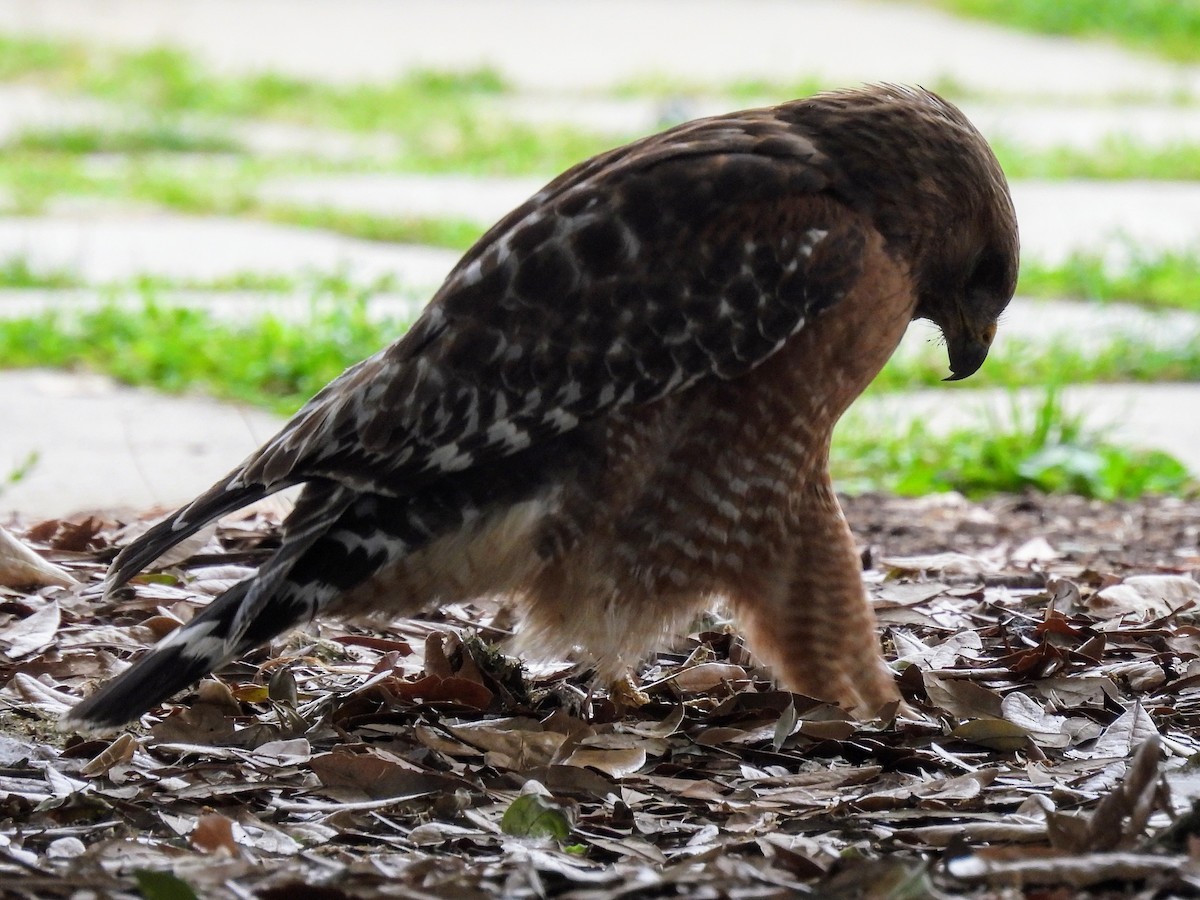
[670,662,749,692]
[951,717,1030,752]
[1083,703,1160,759]
[947,850,1184,888]
[923,672,1003,719]
[80,733,138,777]
[0,598,61,658]
[1089,575,1200,621]
[448,720,567,769]
[191,812,241,856]
[310,749,468,801]
[561,747,646,778]
[0,526,75,588]
[880,551,990,577]
[1000,692,1070,749]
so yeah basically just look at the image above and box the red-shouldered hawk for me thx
[65,85,1018,731]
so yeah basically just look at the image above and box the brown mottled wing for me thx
[235,112,864,495]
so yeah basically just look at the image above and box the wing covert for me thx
[240,115,867,495]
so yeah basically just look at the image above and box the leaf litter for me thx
[0,490,1199,897]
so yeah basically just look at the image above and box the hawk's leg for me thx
[733,475,898,715]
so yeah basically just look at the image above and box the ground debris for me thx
[1,492,1199,897]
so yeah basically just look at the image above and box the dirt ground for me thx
[1,491,1199,898]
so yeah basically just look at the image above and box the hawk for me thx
[65,85,1018,731]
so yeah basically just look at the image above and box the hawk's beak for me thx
[943,320,996,382]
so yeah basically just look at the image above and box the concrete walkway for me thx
[0,214,459,287]
[1,0,1197,98]
[1,370,283,520]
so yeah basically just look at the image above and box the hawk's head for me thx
[797,85,1020,381]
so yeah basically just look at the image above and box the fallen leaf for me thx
[561,747,646,778]
[1001,692,1070,749]
[0,598,60,658]
[951,718,1030,752]
[0,526,75,588]
[311,750,466,801]
[670,662,750,692]
[500,792,576,840]
[923,673,1003,719]
[191,812,240,856]
[881,552,990,577]
[1082,703,1160,759]
[1089,575,1200,621]
[81,732,138,777]
[134,870,200,900]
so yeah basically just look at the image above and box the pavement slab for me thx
[0,0,1197,98]
[0,213,459,288]
[1,369,285,521]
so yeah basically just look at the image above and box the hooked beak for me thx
[943,319,997,382]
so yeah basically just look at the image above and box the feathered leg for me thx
[732,474,898,715]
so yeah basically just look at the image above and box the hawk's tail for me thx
[63,577,259,731]
[105,475,278,595]
[65,483,358,732]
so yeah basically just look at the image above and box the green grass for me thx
[1,451,38,499]
[262,205,485,250]
[0,37,616,177]
[0,154,488,251]
[0,34,81,81]
[926,0,1200,64]
[1018,247,1200,311]
[993,137,1200,182]
[5,33,1200,184]
[10,123,242,155]
[0,256,81,289]
[874,333,1200,392]
[0,261,408,296]
[834,388,1195,498]
[0,296,399,415]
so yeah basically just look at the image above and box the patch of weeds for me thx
[0,253,411,297]
[0,152,94,212]
[1018,247,1200,311]
[0,36,613,175]
[874,332,1200,391]
[0,150,265,214]
[128,270,301,293]
[262,205,485,250]
[1,451,39,499]
[611,72,830,102]
[79,46,509,124]
[0,34,81,80]
[993,137,1200,181]
[0,256,81,289]
[10,123,243,155]
[926,0,1200,64]
[834,388,1195,499]
[0,292,409,415]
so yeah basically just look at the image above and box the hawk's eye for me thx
[965,248,1015,318]
[966,249,1009,295]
